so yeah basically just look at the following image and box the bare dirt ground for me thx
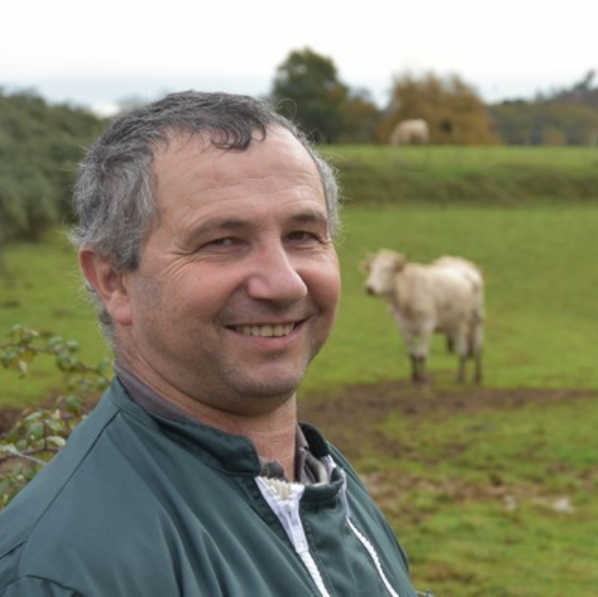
[2,379,596,438]
[298,380,598,516]
[298,379,598,461]
[2,380,597,514]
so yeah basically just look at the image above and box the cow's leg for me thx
[410,354,427,384]
[403,331,428,384]
[410,354,419,383]
[411,326,433,384]
[470,317,484,384]
[394,317,425,384]
[453,327,469,383]
[457,355,467,383]
[446,334,455,354]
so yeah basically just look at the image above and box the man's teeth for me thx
[237,323,295,337]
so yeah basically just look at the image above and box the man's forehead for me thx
[153,125,296,156]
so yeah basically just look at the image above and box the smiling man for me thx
[0,91,420,596]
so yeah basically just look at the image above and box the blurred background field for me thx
[303,198,598,394]
[2,182,597,405]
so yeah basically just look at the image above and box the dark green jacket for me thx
[0,380,416,596]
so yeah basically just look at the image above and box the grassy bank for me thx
[322,145,598,205]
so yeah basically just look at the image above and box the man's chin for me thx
[244,379,300,402]
[233,372,304,406]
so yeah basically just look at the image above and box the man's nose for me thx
[245,244,308,303]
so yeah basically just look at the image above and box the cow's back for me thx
[422,264,480,330]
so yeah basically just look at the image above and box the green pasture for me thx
[0,230,112,407]
[2,200,596,406]
[333,389,598,596]
[303,201,598,394]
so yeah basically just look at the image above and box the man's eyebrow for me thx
[184,208,329,240]
[181,217,249,244]
[287,208,329,226]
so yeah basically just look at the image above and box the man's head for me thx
[72,91,342,414]
[70,91,341,345]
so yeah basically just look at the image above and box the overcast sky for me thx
[2,0,596,115]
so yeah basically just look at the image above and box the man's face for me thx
[116,127,340,414]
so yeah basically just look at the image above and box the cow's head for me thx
[362,249,407,296]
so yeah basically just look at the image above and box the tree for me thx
[380,70,500,145]
[0,89,105,244]
[337,89,382,144]
[491,99,598,145]
[489,70,598,145]
[270,48,349,144]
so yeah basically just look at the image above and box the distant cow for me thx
[390,119,429,145]
[361,249,484,384]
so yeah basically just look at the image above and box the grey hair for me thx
[69,90,341,346]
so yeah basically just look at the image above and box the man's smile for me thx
[232,323,298,337]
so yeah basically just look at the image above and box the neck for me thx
[154,383,299,481]
[115,359,300,480]
[192,398,298,480]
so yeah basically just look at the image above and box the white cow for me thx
[390,119,430,145]
[361,249,484,384]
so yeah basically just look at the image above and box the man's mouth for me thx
[234,323,296,338]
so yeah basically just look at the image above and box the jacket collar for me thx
[109,370,331,480]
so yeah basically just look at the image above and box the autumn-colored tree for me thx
[381,70,500,145]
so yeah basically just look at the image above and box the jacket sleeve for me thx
[1,577,82,597]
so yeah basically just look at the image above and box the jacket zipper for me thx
[256,475,402,597]
[256,478,331,597]
[346,517,402,597]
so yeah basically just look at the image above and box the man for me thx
[0,91,419,596]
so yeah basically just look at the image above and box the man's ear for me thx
[79,249,133,325]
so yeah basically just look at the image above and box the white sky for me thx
[2,0,596,115]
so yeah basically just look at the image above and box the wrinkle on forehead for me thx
[148,127,328,248]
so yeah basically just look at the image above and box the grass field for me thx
[300,381,598,596]
[303,201,598,393]
[1,146,597,595]
[0,230,111,407]
[2,200,596,405]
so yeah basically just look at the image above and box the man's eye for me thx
[195,237,241,254]
[206,237,236,247]
[287,231,320,243]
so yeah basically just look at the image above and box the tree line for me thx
[1,47,597,244]
[271,48,598,146]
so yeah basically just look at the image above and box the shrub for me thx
[0,325,111,507]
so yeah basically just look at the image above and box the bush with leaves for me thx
[0,325,111,507]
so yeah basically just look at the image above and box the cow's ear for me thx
[359,252,373,273]
[393,253,407,272]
